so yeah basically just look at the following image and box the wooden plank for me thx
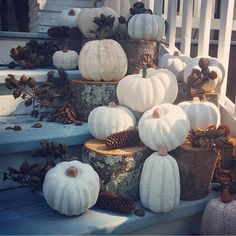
[29,11,59,26]
[154,0,164,16]
[103,0,120,15]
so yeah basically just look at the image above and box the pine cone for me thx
[95,192,135,214]
[56,103,77,124]
[105,129,140,149]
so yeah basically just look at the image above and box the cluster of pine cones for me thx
[129,2,153,15]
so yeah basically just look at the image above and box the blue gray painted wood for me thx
[0,187,219,235]
[0,115,91,155]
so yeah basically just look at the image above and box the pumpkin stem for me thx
[173,51,180,56]
[62,47,68,53]
[142,65,147,78]
[159,144,168,156]
[192,96,200,103]
[66,166,78,177]
[153,108,164,118]
[93,0,102,7]
[108,102,116,108]
[221,187,233,204]
[68,9,75,16]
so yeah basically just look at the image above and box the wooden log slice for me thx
[82,139,153,200]
[171,143,218,200]
[71,80,118,121]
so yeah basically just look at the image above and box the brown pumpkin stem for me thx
[173,51,180,56]
[66,166,78,177]
[142,65,147,78]
[68,9,75,16]
[221,187,233,204]
[108,102,117,108]
[153,108,164,118]
[62,47,68,53]
[159,144,168,156]
[192,96,201,103]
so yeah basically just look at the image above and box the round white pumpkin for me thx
[77,6,119,39]
[178,97,220,130]
[78,39,128,81]
[53,49,79,70]
[140,144,180,213]
[88,102,136,140]
[138,103,190,151]
[57,8,81,28]
[158,52,192,82]
[183,57,225,92]
[43,160,100,216]
[116,68,178,113]
[128,14,165,41]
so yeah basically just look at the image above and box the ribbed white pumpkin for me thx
[140,144,180,213]
[53,49,79,70]
[43,160,100,216]
[183,57,225,92]
[128,14,165,41]
[88,102,136,140]
[178,97,220,130]
[57,8,81,28]
[138,103,190,151]
[78,39,128,81]
[117,68,178,113]
[77,7,119,39]
[158,52,192,82]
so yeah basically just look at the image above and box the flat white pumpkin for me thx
[88,102,136,140]
[138,103,190,151]
[178,97,220,130]
[78,39,128,81]
[116,68,178,113]
[43,160,100,216]
[57,8,81,28]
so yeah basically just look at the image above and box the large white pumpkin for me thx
[116,68,178,113]
[183,57,225,92]
[140,144,180,213]
[77,6,119,39]
[158,52,192,82]
[53,49,79,70]
[128,14,165,41]
[178,97,220,130]
[138,103,190,151]
[57,8,81,28]
[88,102,136,140]
[43,160,100,216]
[78,39,128,81]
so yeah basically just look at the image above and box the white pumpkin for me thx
[53,48,79,70]
[183,57,225,92]
[57,8,81,28]
[140,144,180,213]
[116,68,178,113]
[158,51,192,82]
[88,102,136,140]
[178,97,220,130]
[77,6,119,39]
[78,39,128,81]
[43,160,100,216]
[138,103,190,151]
[128,14,165,41]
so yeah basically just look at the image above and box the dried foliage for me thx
[134,53,158,73]
[47,26,83,39]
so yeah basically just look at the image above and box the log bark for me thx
[174,82,192,104]
[82,139,152,200]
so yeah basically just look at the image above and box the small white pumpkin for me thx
[78,39,128,81]
[178,97,220,130]
[43,160,100,216]
[88,102,136,140]
[183,57,225,92]
[158,51,192,82]
[77,4,119,39]
[116,68,178,113]
[138,103,190,151]
[128,14,165,41]
[57,8,81,28]
[53,48,79,70]
[140,144,180,213]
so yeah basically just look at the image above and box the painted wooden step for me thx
[0,115,91,155]
[0,187,219,235]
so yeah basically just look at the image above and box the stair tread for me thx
[0,115,91,155]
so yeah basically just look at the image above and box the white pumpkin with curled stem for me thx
[158,51,192,82]
[57,8,81,28]
[88,102,136,140]
[43,160,100,216]
[116,67,178,113]
[140,144,180,213]
[178,97,221,130]
[138,103,190,151]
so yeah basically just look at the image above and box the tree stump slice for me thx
[171,143,218,200]
[82,139,152,200]
[174,82,192,104]
[71,80,118,121]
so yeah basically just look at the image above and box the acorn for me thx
[28,77,36,88]
[24,98,32,106]
[209,71,218,80]
[20,75,28,85]
[13,89,21,99]
[198,58,209,69]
